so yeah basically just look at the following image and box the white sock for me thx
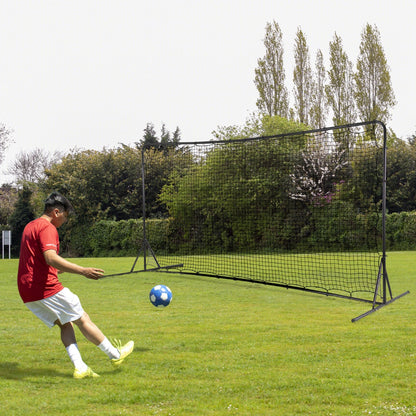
[66,343,88,372]
[98,337,120,359]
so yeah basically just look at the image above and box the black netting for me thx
[143,122,386,301]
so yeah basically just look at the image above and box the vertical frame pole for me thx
[141,147,147,271]
[381,121,388,304]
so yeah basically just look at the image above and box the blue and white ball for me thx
[149,285,172,307]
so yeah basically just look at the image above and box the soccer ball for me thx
[149,285,172,307]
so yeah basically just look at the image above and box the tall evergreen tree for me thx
[254,21,289,117]
[293,28,313,125]
[171,127,181,147]
[141,123,159,149]
[309,49,327,129]
[140,123,181,150]
[9,186,35,255]
[354,23,395,123]
[325,33,356,126]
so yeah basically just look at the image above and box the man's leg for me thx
[73,312,134,366]
[55,320,97,378]
[73,312,106,346]
[57,320,76,348]
[74,312,121,359]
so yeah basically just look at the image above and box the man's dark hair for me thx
[44,192,74,214]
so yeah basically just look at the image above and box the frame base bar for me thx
[351,290,410,322]
[100,263,184,279]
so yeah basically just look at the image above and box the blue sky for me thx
[0,0,414,183]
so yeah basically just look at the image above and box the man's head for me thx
[44,192,74,214]
[44,192,74,227]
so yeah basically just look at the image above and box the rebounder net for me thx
[142,121,387,303]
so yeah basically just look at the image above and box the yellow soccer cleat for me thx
[73,367,100,379]
[111,340,134,367]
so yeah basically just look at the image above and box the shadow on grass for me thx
[0,348,149,380]
[0,362,68,380]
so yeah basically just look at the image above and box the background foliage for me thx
[2,117,416,258]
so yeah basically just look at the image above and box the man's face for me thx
[51,208,68,228]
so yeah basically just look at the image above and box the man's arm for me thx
[43,250,104,280]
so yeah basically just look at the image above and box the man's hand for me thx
[81,267,105,280]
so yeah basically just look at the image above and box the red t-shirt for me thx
[17,217,64,303]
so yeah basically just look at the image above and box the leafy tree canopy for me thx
[213,113,309,141]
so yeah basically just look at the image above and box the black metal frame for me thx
[110,120,409,321]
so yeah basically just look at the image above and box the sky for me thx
[0,0,415,184]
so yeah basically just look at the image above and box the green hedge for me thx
[62,219,169,257]
[63,211,416,257]
[386,211,416,250]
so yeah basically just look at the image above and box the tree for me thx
[289,141,348,204]
[160,124,181,152]
[325,33,356,126]
[160,124,170,149]
[385,138,416,212]
[309,49,328,129]
[141,123,159,149]
[0,123,11,167]
[293,28,313,125]
[9,185,35,255]
[160,137,305,252]
[43,147,143,222]
[254,21,289,117]
[0,184,18,225]
[213,113,309,141]
[43,137,191,223]
[171,127,181,147]
[354,24,395,124]
[139,123,181,151]
[6,148,63,184]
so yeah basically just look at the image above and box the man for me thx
[17,192,134,379]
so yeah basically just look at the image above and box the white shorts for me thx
[25,287,85,328]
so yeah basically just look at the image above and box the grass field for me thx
[1,252,415,415]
